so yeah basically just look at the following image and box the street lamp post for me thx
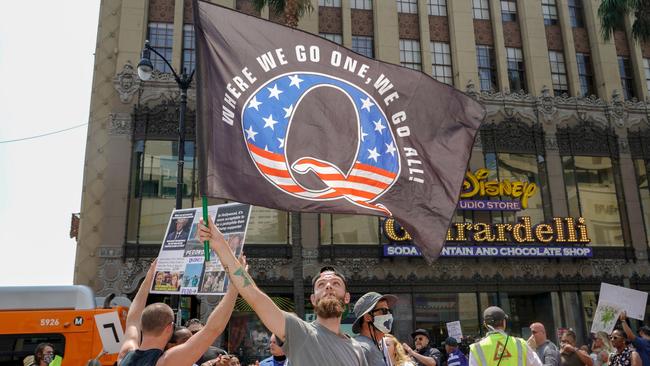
[137,41,194,323]
[137,40,195,210]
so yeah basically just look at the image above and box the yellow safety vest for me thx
[50,355,63,366]
[470,332,528,366]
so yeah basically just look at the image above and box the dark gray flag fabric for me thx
[194,0,485,261]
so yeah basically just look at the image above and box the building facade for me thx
[77,0,650,361]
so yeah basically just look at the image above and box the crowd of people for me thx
[96,217,649,366]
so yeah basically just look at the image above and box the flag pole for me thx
[202,196,210,261]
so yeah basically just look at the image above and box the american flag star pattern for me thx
[241,72,400,214]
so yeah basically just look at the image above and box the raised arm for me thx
[199,218,286,340]
[620,312,636,341]
[118,259,157,362]
[162,278,239,365]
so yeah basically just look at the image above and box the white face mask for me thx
[373,313,393,333]
[43,354,53,364]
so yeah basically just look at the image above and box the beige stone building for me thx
[77,0,650,360]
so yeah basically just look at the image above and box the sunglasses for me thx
[372,308,392,315]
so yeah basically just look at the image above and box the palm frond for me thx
[632,0,650,42]
[598,0,634,40]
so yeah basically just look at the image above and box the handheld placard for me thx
[202,196,210,261]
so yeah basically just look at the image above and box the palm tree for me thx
[252,0,313,28]
[598,0,650,42]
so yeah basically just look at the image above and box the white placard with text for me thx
[446,320,463,342]
[600,283,648,320]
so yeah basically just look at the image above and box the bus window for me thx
[0,333,65,366]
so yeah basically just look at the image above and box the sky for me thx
[0,1,100,285]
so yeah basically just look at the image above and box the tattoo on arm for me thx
[233,267,253,287]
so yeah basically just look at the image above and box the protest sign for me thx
[151,202,251,295]
[590,301,623,335]
[599,283,647,320]
[446,321,463,342]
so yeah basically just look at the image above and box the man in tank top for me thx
[117,259,239,366]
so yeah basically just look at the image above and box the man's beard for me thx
[314,295,345,319]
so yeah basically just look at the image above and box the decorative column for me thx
[582,0,621,101]
[448,0,479,88]
[516,0,553,95]
[488,0,510,92]
[556,0,581,96]
[373,0,399,63]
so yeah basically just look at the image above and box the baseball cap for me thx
[351,292,398,333]
[444,337,459,346]
[411,328,430,339]
[311,266,348,290]
[483,306,509,325]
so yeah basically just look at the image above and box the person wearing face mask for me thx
[33,343,63,366]
[352,292,399,365]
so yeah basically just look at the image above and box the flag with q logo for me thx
[193,0,485,262]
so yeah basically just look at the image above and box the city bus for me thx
[0,286,129,366]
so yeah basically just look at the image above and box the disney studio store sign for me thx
[383,169,592,258]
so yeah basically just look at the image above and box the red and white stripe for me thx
[247,143,397,213]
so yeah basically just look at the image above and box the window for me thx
[427,0,447,16]
[127,140,196,243]
[319,0,341,7]
[568,0,584,28]
[619,56,636,100]
[484,153,545,224]
[563,156,624,246]
[352,35,374,58]
[413,293,480,346]
[246,206,290,244]
[542,0,558,25]
[400,39,422,70]
[147,22,174,73]
[476,45,497,92]
[431,42,453,85]
[320,33,342,44]
[634,159,650,246]
[576,53,594,97]
[506,47,526,93]
[0,334,65,363]
[182,24,195,74]
[350,0,372,10]
[501,0,517,22]
[549,51,568,96]
[320,214,381,244]
[397,0,418,14]
[473,0,490,20]
[643,58,650,93]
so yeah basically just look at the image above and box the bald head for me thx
[530,322,547,345]
[141,303,174,336]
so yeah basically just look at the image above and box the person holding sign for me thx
[619,312,650,366]
[445,337,468,366]
[199,218,368,366]
[117,259,240,366]
[608,329,641,366]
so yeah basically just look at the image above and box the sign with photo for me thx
[151,202,251,295]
